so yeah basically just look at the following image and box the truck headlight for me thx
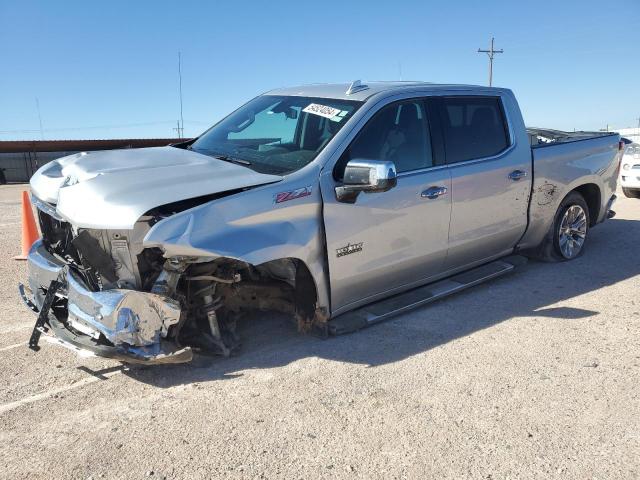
[622,163,630,171]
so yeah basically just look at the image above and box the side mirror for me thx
[335,159,397,203]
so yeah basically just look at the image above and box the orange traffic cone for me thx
[14,191,40,260]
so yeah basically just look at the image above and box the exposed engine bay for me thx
[28,201,321,364]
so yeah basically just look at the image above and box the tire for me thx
[622,187,640,198]
[535,192,590,262]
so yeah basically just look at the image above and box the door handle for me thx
[508,170,528,181]
[421,186,448,199]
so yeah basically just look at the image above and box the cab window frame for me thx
[435,95,512,165]
[333,97,438,181]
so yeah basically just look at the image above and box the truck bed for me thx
[527,128,618,147]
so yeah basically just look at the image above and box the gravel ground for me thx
[0,183,638,479]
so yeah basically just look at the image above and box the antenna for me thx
[35,97,44,140]
[345,80,369,95]
[477,37,504,87]
[178,52,184,138]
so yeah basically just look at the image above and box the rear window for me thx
[440,97,510,163]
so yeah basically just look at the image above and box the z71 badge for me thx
[336,242,364,258]
[274,186,312,204]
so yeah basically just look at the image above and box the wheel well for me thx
[255,258,318,319]
[279,259,318,321]
[572,184,601,226]
[162,256,322,356]
[195,256,319,321]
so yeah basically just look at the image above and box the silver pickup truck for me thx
[22,81,622,364]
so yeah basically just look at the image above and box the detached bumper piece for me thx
[28,279,61,351]
[23,240,192,365]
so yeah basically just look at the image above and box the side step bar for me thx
[328,255,527,335]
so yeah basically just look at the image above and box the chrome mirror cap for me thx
[335,159,397,203]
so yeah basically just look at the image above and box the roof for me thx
[266,81,507,101]
[0,138,187,154]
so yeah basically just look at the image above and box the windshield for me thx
[190,95,362,175]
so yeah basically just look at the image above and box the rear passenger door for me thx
[435,95,531,270]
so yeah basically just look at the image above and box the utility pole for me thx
[477,37,503,87]
[35,97,44,140]
[177,51,184,138]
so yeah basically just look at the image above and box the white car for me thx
[621,143,640,198]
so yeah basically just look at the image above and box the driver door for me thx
[320,98,452,315]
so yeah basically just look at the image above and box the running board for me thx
[328,255,527,335]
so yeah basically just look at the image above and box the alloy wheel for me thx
[558,204,587,259]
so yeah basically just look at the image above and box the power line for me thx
[173,120,182,138]
[477,37,503,87]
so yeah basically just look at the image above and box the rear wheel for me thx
[536,192,590,262]
[622,187,640,198]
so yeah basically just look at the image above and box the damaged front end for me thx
[25,239,192,364]
[23,197,317,364]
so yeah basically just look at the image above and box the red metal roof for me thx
[0,139,190,154]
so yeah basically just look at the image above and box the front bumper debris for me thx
[47,313,193,364]
[23,240,192,364]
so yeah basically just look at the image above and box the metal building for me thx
[0,139,184,183]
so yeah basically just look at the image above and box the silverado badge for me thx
[336,242,364,258]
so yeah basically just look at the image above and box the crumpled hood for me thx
[30,146,282,229]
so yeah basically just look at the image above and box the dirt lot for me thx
[0,183,638,479]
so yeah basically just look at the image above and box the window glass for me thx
[191,96,361,175]
[336,99,432,176]
[228,103,300,144]
[440,97,509,163]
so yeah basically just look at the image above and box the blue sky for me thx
[1,0,638,140]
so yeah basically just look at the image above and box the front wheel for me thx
[622,187,640,198]
[535,192,590,262]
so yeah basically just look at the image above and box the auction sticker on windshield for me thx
[303,103,342,119]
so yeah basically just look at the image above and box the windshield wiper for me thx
[213,154,252,166]
[191,147,253,166]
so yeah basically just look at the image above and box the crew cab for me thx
[22,81,621,364]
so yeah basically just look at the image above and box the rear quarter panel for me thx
[518,135,620,250]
